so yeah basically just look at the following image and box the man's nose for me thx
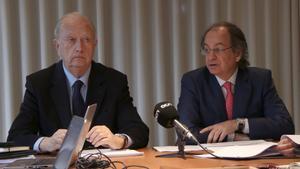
[75,39,83,52]
[206,51,217,60]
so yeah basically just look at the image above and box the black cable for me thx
[75,149,149,169]
[178,133,221,159]
[96,149,117,169]
[122,165,150,169]
[111,161,126,168]
[75,149,112,169]
[111,161,149,169]
[195,141,221,158]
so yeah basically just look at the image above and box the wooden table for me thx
[108,148,300,169]
[1,148,299,169]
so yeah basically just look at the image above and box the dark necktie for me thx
[72,80,85,117]
[223,81,233,120]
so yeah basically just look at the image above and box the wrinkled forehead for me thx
[57,14,95,38]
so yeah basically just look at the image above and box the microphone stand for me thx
[155,128,196,159]
[176,134,187,159]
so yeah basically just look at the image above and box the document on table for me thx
[154,135,300,159]
[195,141,279,159]
[153,140,266,152]
[0,155,35,164]
[195,135,300,159]
[281,135,300,144]
[80,149,144,158]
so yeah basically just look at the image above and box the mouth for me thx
[208,63,218,68]
[73,55,84,58]
[72,56,85,60]
[70,56,86,65]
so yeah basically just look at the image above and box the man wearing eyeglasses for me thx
[177,21,294,144]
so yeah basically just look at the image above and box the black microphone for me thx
[153,101,198,143]
[154,101,220,158]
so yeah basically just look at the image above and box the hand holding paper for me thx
[275,135,300,157]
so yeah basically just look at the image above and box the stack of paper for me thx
[154,135,300,159]
[0,142,34,160]
[0,146,30,153]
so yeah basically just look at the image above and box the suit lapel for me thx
[85,62,106,111]
[50,61,72,128]
[207,72,228,121]
[233,68,251,118]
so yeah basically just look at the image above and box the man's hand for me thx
[233,133,250,141]
[39,129,67,152]
[86,125,125,149]
[200,120,238,143]
[275,137,295,157]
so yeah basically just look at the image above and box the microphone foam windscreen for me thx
[153,101,179,128]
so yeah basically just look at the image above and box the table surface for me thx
[106,148,300,169]
[1,148,300,169]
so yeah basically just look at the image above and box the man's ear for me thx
[235,49,242,62]
[53,39,59,50]
[94,38,98,47]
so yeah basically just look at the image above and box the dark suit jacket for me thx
[178,66,294,143]
[7,61,149,149]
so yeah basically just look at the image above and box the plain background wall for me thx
[0,0,299,146]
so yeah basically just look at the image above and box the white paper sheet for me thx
[0,155,35,164]
[196,135,300,159]
[80,149,144,158]
[153,140,266,152]
[281,135,300,144]
[195,142,278,158]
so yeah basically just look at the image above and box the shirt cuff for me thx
[115,134,132,149]
[243,118,249,134]
[33,137,44,152]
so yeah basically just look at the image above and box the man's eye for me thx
[66,38,75,43]
[83,38,90,42]
[204,48,209,52]
[214,48,222,53]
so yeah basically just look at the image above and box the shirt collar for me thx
[62,64,91,87]
[215,68,238,87]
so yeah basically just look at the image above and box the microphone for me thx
[154,101,220,158]
[153,101,198,143]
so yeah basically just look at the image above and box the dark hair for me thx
[200,21,250,69]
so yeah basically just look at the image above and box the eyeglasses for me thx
[201,46,232,56]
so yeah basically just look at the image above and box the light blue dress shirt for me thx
[63,64,91,113]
